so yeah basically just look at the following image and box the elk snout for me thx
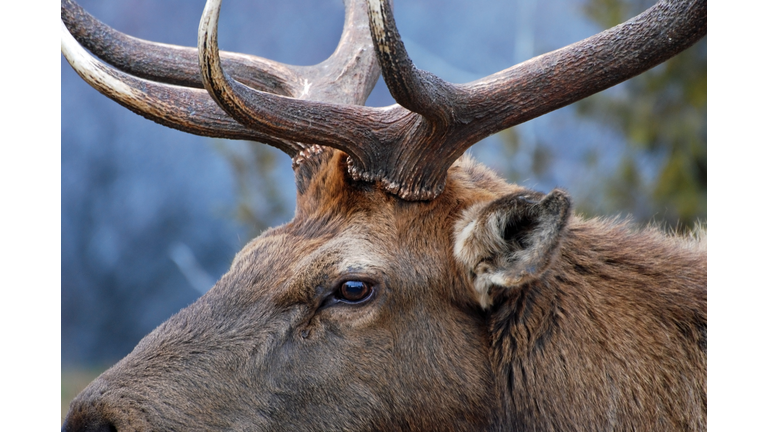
[62,405,117,432]
[62,378,147,432]
[62,396,118,432]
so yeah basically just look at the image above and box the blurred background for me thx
[61,0,706,419]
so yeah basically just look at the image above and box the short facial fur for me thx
[64,150,706,431]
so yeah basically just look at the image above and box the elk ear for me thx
[454,190,571,308]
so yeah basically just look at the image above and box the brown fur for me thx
[63,151,706,431]
[485,217,706,430]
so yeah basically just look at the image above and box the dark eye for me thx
[336,280,373,303]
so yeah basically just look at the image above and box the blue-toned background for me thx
[61,0,705,370]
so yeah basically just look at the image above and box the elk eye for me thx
[337,280,373,303]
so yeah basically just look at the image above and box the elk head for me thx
[61,0,706,430]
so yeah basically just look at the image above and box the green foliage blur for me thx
[576,0,707,230]
[213,142,293,240]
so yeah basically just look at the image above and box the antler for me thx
[60,0,381,156]
[360,0,707,199]
[61,0,706,201]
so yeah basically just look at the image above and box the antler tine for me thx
[365,0,459,124]
[455,0,707,142]
[60,20,302,154]
[197,0,390,157]
[61,0,297,95]
[297,0,381,106]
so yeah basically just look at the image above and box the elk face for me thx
[64,151,505,431]
[61,0,705,429]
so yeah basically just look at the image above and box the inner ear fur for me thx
[454,189,571,308]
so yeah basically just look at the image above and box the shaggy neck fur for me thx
[489,218,706,431]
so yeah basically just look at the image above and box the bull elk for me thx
[61,0,706,430]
